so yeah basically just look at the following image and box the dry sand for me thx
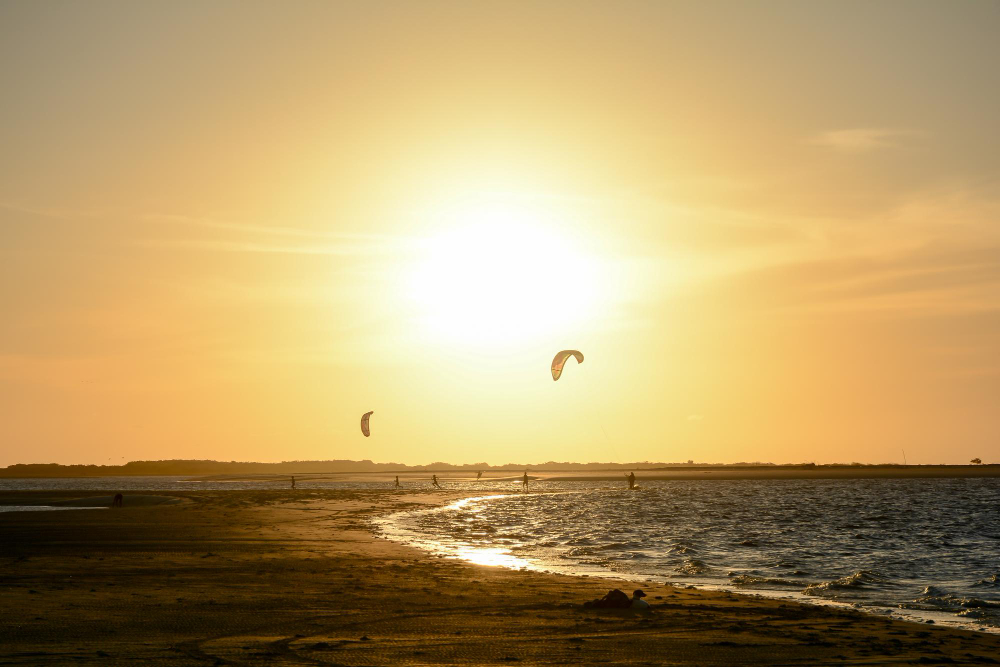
[2,489,999,665]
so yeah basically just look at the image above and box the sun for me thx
[405,198,603,349]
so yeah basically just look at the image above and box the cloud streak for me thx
[127,238,380,256]
[809,128,918,153]
[131,213,415,256]
[140,213,397,242]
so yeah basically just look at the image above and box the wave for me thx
[677,559,711,575]
[973,574,1000,588]
[729,573,802,588]
[803,570,889,596]
[912,586,1000,610]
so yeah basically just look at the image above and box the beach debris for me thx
[361,411,374,437]
[583,588,632,609]
[551,350,584,381]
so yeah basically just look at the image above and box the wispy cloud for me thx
[133,213,413,256]
[809,128,917,153]
[127,238,378,256]
[140,213,397,242]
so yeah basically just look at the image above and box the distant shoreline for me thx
[1,462,997,479]
[546,465,1000,480]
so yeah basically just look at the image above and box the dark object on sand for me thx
[583,589,632,609]
[111,493,123,508]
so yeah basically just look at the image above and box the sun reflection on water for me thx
[448,545,531,569]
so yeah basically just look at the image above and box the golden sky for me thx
[2,1,998,466]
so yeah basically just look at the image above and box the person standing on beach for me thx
[432,474,441,489]
[291,476,295,489]
[394,475,400,488]
[626,472,635,489]
[522,471,529,491]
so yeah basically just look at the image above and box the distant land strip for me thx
[1,460,998,479]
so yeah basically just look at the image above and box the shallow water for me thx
[376,478,1000,633]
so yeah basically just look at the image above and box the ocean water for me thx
[376,479,1000,633]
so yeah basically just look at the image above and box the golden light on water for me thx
[448,545,531,570]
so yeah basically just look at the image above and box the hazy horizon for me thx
[2,1,998,467]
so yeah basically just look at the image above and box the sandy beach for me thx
[2,489,999,665]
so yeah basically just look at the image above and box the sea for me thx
[376,478,1000,634]
[3,475,999,633]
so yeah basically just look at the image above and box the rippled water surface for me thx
[378,479,1000,632]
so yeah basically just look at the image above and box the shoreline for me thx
[4,463,998,480]
[376,491,1000,636]
[3,488,1000,664]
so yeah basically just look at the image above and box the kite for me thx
[551,350,584,381]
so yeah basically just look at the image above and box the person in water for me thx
[432,474,441,489]
[522,471,529,491]
[291,476,295,489]
[476,470,483,481]
[626,472,636,489]
[394,475,400,489]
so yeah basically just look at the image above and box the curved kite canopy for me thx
[361,411,374,437]
[551,350,584,381]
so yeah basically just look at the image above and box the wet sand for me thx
[2,489,999,665]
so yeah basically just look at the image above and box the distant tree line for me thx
[1,458,993,477]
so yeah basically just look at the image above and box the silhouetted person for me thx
[522,471,529,491]
[394,475,400,489]
[626,472,636,490]
[432,475,441,489]
[476,470,483,481]
[291,476,295,489]
[111,493,123,508]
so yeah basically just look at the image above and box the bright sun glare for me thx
[406,199,602,348]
